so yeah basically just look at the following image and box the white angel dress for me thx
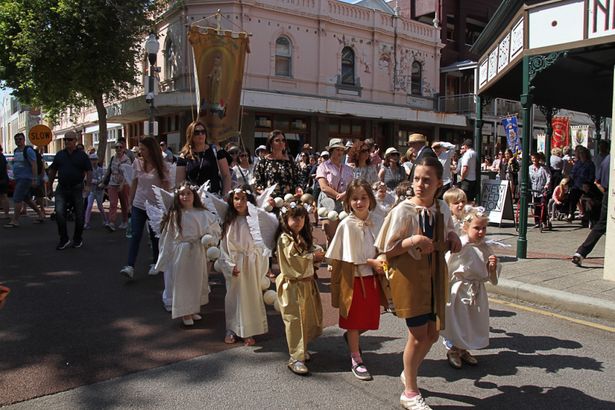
[154,208,221,319]
[216,203,279,338]
[441,234,500,350]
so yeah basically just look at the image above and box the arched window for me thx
[164,38,177,81]
[275,36,292,77]
[341,47,355,85]
[411,61,422,95]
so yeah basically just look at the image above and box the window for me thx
[411,61,422,96]
[341,47,355,85]
[275,37,292,77]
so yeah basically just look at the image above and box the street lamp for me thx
[145,33,160,138]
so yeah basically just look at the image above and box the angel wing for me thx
[256,184,277,208]
[246,202,279,253]
[120,163,134,185]
[146,185,175,237]
[198,182,228,221]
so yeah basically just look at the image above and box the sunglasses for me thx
[194,129,206,136]
[239,154,248,157]
[65,138,76,142]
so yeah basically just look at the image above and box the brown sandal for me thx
[446,349,462,369]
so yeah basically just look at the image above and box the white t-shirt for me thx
[460,149,477,181]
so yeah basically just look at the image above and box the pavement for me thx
[1,207,614,406]
[484,218,615,321]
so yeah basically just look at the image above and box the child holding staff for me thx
[375,156,461,410]
[276,201,325,375]
[326,179,387,381]
[441,206,499,368]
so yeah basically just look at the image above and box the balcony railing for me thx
[437,93,547,123]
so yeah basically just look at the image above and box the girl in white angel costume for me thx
[441,206,500,369]
[149,181,221,326]
[214,185,279,346]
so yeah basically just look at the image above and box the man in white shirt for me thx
[459,139,477,202]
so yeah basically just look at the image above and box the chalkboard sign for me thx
[481,180,514,225]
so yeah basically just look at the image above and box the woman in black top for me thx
[253,130,299,197]
[176,121,232,195]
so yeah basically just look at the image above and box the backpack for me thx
[23,145,45,176]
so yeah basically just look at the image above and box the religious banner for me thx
[536,132,546,154]
[189,26,250,143]
[570,125,590,149]
[551,116,570,148]
[501,115,520,154]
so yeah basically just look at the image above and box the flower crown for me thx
[280,200,310,214]
[228,187,253,197]
[174,184,199,194]
[463,205,488,223]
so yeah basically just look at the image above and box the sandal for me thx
[266,270,276,279]
[3,222,19,228]
[287,359,309,375]
[224,332,237,344]
[446,349,462,369]
[243,337,256,346]
[459,350,478,365]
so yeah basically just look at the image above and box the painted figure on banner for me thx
[551,117,570,149]
[189,26,250,143]
[501,116,520,154]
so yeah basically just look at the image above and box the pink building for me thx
[56,0,467,156]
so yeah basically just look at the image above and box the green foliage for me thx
[0,0,164,159]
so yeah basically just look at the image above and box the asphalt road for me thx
[1,214,615,408]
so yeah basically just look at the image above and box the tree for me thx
[0,0,162,161]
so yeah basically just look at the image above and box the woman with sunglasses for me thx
[232,149,254,187]
[102,140,132,232]
[253,130,299,197]
[176,121,232,195]
[347,140,378,185]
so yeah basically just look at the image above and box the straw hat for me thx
[384,147,400,157]
[327,138,345,150]
[408,133,427,144]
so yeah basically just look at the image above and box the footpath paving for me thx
[484,218,615,321]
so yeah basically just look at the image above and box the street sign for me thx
[28,124,53,147]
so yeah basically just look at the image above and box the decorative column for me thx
[517,51,566,258]
[517,56,533,258]
[474,95,483,204]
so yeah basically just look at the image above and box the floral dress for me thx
[253,157,299,197]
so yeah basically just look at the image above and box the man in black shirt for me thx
[47,131,92,250]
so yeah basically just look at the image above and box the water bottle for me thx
[125,216,132,238]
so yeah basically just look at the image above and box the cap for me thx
[255,145,267,152]
[320,150,330,157]
[302,143,313,150]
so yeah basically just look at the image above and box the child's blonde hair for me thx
[462,205,490,227]
[559,177,570,188]
[443,187,467,206]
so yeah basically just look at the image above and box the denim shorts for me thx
[405,312,436,328]
[13,179,32,202]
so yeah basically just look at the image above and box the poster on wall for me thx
[501,115,521,154]
[189,26,250,143]
[536,133,546,153]
[551,116,570,148]
[570,125,590,149]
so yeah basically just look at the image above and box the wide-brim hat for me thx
[327,138,345,150]
[385,147,400,156]
[408,133,427,144]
